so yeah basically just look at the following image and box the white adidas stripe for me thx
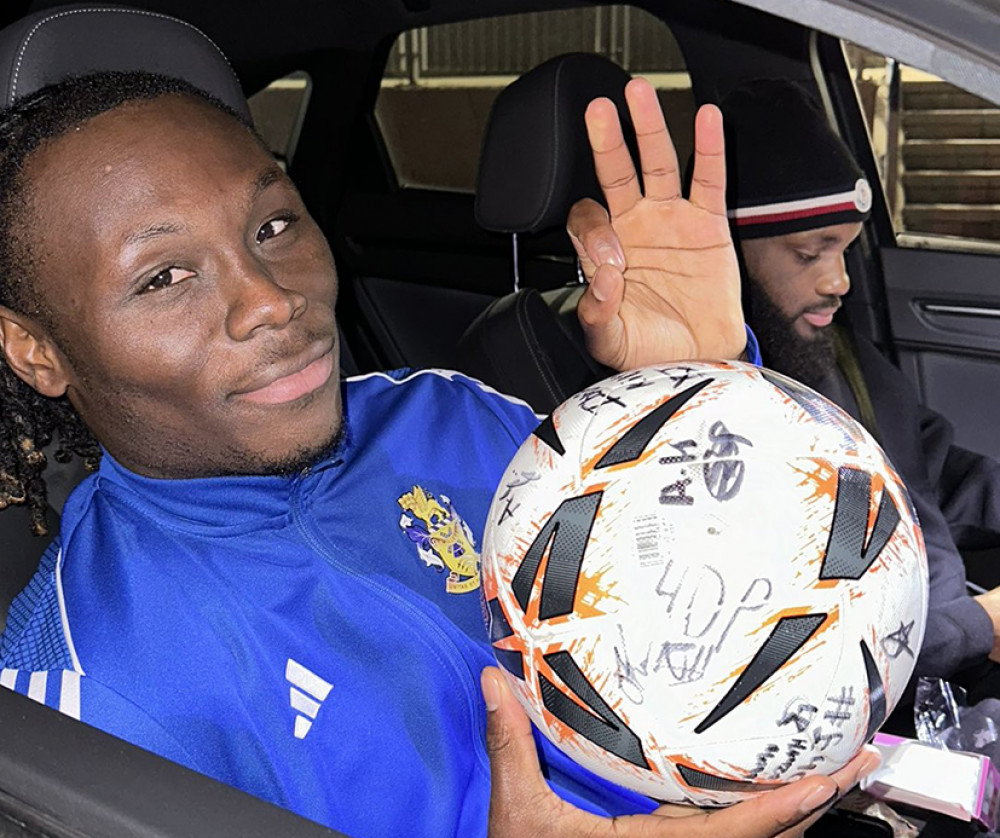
[290,686,322,719]
[27,671,47,704]
[59,670,81,720]
[286,658,332,701]
[286,658,333,741]
[346,368,540,418]
[55,549,85,676]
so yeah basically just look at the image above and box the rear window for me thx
[375,6,693,192]
[248,71,312,169]
[845,43,1000,247]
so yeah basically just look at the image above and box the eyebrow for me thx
[251,166,286,201]
[791,234,848,250]
[122,222,186,249]
[120,166,287,250]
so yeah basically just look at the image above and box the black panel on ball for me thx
[533,414,566,456]
[511,492,603,620]
[677,764,779,794]
[820,467,900,581]
[860,639,887,741]
[540,650,649,769]
[695,614,828,734]
[486,597,525,680]
[595,378,712,469]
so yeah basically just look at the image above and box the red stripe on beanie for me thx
[734,200,859,227]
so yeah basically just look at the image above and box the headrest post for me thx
[511,232,521,293]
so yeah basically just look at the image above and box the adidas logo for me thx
[286,658,333,740]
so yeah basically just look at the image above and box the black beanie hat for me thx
[721,79,872,239]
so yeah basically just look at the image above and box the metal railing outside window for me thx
[385,6,687,84]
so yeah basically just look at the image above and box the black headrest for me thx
[0,4,250,120]
[475,52,634,235]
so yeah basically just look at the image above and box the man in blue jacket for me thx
[0,70,875,836]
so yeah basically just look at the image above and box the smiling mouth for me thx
[236,345,336,405]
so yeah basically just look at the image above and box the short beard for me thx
[746,277,837,391]
[254,422,346,476]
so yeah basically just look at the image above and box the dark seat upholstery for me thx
[459,53,635,413]
[0,4,249,117]
[0,4,253,631]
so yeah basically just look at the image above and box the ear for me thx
[0,306,70,398]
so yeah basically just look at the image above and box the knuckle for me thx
[580,229,610,254]
[485,719,510,757]
[577,299,600,327]
[603,172,637,190]
[643,165,677,179]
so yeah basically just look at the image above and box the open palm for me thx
[572,79,745,371]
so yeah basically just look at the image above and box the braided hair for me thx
[0,71,250,535]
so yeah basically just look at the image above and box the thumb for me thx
[482,667,559,836]
[577,263,626,369]
[566,197,623,284]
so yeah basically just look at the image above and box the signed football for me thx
[481,362,928,805]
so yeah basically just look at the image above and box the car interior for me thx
[2,0,1000,834]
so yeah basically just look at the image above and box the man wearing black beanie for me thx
[722,80,871,391]
[569,78,1000,694]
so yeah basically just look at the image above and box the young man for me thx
[569,79,1000,685]
[0,72,874,837]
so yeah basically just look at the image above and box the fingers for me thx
[662,747,881,838]
[585,97,642,217]
[688,104,727,217]
[482,667,554,836]
[827,745,882,795]
[566,198,624,283]
[577,263,626,370]
[624,78,681,202]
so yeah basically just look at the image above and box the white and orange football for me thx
[481,362,928,806]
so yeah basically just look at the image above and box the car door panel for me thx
[881,245,1000,459]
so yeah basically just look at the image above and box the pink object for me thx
[864,732,1000,830]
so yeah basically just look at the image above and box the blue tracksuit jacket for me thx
[0,369,658,836]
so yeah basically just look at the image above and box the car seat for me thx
[459,52,639,412]
[0,4,252,632]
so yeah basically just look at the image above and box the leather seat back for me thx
[462,53,635,412]
[0,4,249,118]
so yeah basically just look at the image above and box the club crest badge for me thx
[398,486,481,594]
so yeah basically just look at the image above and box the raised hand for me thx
[572,78,746,370]
[482,667,880,838]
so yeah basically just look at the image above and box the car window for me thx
[248,71,312,169]
[375,6,693,193]
[845,43,1000,249]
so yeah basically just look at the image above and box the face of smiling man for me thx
[4,94,341,479]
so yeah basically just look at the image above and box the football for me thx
[481,362,928,806]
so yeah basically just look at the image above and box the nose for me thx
[223,254,308,341]
[816,254,851,298]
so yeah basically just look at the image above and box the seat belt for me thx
[832,324,883,445]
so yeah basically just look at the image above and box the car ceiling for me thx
[734,0,1000,105]
[4,0,1000,103]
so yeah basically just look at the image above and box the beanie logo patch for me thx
[854,178,872,213]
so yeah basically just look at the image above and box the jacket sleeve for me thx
[0,668,198,770]
[851,338,995,674]
[920,403,1000,549]
[908,485,995,677]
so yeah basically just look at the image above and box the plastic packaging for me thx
[915,677,1000,763]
